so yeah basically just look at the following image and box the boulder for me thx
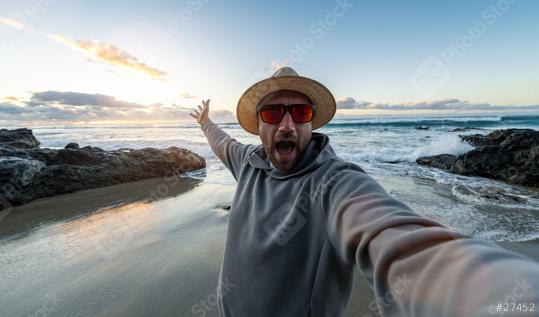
[0,129,206,206]
[0,128,40,149]
[416,154,457,170]
[0,157,46,187]
[65,143,79,149]
[417,129,539,187]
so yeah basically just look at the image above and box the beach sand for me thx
[1,177,537,316]
[0,175,203,237]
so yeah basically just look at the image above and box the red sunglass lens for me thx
[260,106,285,124]
[291,105,314,123]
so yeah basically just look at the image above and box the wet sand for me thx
[0,177,537,317]
[0,175,203,237]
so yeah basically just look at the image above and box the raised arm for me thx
[321,162,539,316]
[191,99,255,181]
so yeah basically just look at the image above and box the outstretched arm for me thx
[191,99,255,181]
[321,162,539,316]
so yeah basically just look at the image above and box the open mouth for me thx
[275,141,296,156]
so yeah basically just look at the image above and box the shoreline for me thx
[3,176,538,254]
[3,178,538,258]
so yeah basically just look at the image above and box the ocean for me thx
[29,115,539,242]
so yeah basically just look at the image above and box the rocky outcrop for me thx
[0,128,40,149]
[416,154,457,170]
[417,129,539,187]
[0,128,206,206]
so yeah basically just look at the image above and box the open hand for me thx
[190,99,210,126]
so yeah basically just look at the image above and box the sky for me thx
[1,0,538,125]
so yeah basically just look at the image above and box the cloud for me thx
[0,18,25,30]
[271,60,289,70]
[179,91,197,99]
[29,91,147,109]
[0,17,167,79]
[336,97,372,109]
[0,102,26,115]
[0,91,236,123]
[45,34,167,79]
[3,96,19,102]
[209,109,237,121]
[337,97,539,111]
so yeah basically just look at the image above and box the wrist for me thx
[200,118,211,129]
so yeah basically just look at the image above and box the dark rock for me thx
[53,147,114,165]
[416,129,539,187]
[0,128,40,149]
[414,126,429,130]
[460,129,535,147]
[416,154,457,170]
[0,128,206,206]
[82,145,104,152]
[0,157,46,188]
[451,127,483,132]
[0,144,20,156]
[383,159,404,164]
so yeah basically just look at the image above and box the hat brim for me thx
[236,75,336,135]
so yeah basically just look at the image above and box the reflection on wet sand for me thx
[0,175,203,237]
[1,177,234,317]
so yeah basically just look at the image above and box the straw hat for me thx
[236,67,336,135]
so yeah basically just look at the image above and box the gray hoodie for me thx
[201,119,539,317]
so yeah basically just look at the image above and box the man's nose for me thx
[278,112,296,132]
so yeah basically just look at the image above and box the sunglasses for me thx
[256,103,317,124]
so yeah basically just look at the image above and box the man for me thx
[191,67,539,316]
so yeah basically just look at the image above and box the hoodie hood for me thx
[247,132,338,180]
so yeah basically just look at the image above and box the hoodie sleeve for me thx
[201,119,255,181]
[320,162,539,317]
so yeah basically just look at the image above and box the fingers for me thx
[202,99,210,109]
[192,99,210,118]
